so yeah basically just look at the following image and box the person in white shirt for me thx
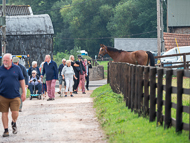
[61,60,77,97]
[28,70,42,94]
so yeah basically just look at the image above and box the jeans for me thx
[29,83,42,94]
[73,73,79,91]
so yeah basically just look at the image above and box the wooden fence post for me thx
[176,70,184,133]
[128,64,132,109]
[149,67,157,122]
[131,65,136,112]
[107,62,110,84]
[183,53,187,69]
[126,64,129,106]
[157,68,164,126]
[164,69,172,129]
[120,63,124,95]
[117,63,120,94]
[134,65,138,113]
[143,67,149,116]
[138,66,144,116]
[112,63,115,92]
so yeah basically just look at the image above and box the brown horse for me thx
[98,44,155,66]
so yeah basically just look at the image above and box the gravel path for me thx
[0,91,106,143]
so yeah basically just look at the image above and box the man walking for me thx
[0,53,26,137]
[12,57,28,112]
[41,55,58,101]
[57,58,66,94]
[84,59,92,91]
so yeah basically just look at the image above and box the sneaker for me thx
[47,98,53,101]
[73,91,78,94]
[2,131,9,137]
[57,91,61,94]
[70,95,74,97]
[82,92,86,94]
[19,109,22,112]
[12,122,17,134]
[65,95,67,97]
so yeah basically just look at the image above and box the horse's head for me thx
[98,44,108,59]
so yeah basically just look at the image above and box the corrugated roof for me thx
[168,0,190,27]
[0,5,33,16]
[164,32,190,51]
[5,14,54,35]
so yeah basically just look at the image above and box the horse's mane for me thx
[106,46,124,53]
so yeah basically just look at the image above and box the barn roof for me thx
[0,5,33,16]
[5,14,54,35]
[164,32,190,51]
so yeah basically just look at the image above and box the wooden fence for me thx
[155,52,190,69]
[107,62,190,139]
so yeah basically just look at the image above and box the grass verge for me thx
[91,84,189,143]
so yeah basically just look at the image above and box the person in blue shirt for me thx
[0,53,26,137]
[41,55,58,101]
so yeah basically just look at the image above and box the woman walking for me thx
[61,60,77,97]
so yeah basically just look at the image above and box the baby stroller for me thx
[30,79,42,100]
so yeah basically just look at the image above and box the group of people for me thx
[57,55,92,97]
[0,53,92,137]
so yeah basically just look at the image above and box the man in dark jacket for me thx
[13,57,28,112]
[41,55,58,101]
[84,59,92,91]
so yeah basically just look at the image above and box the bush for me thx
[53,46,81,66]
[81,55,92,61]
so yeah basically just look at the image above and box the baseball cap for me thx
[13,57,19,63]
[78,55,82,59]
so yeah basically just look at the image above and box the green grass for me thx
[91,84,189,143]
[26,89,30,98]
[97,61,109,78]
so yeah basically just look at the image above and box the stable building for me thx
[0,5,54,67]
[164,0,190,51]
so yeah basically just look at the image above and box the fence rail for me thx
[155,52,190,69]
[107,62,190,139]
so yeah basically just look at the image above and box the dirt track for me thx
[0,91,106,143]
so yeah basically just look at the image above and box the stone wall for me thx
[89,66,104,81]
[4,34,53,67]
